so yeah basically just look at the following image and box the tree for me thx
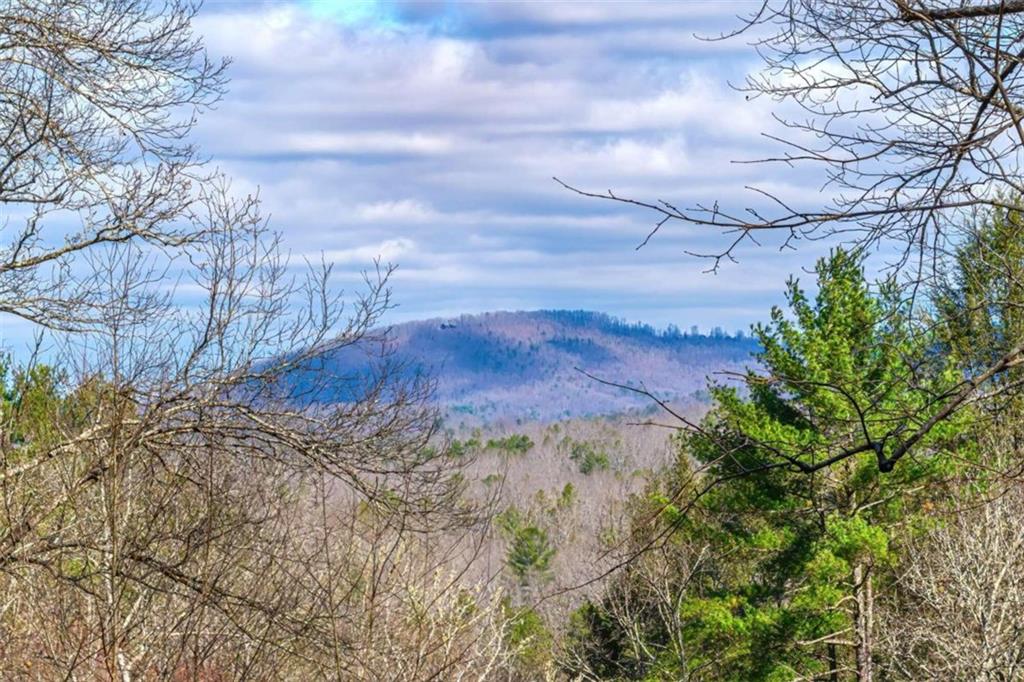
[0,2,516,678]
[935,199,1024,421]
[1,0,230,330]
[565,1,1024,266]
[498,506,556,587]
[688,251,972,680]
[560,2,1024,469]
[867,200,1024,679]
[568,250,971,680]
[564,476,715,681]
[0,194,489,678]
[878,431,1024,680]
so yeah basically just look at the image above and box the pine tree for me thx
[569,250,972,681]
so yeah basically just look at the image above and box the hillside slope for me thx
[315,310,757,422]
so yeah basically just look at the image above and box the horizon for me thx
[384,307,754,338]
[2,4,1017,678]
[1,0,825,359]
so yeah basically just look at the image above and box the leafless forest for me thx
[3,1,1024,680]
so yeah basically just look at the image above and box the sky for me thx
[183,0,827,333]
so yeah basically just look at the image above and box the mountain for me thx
[312,310,758,423]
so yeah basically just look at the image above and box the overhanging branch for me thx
[897,0,1024,22]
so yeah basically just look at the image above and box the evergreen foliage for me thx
[566,250,974,680]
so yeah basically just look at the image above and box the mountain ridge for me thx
[311,309,758,423]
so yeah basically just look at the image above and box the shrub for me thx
[506,526,555,584]
[497,507,555,584]
[569,440,610,474]
[486,433,534,456]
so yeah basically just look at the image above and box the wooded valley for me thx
[3,1,1024,680]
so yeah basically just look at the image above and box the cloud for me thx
[321,238,417,264]
[355,199,438,222]
[184,0,822,335]
[282,132,455,155]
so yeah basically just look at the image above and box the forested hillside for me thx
[6,2,1024,681]
[313,310,756,422]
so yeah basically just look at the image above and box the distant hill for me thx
[309,310,758,423]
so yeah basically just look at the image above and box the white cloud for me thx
[586,75,770,137]
[282,132,455,155]
[184,1,824,334]
[355,199,437,222]
[321,238,417,264]
[451,1,750,27]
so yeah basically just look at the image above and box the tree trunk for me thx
[853,563,873,682]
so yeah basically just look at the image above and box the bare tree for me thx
[562,517,715,682]
[560,2,1024,474]
[0,2,522,679]
[879,478,1024,679]
[0,0,227,330]
[563,1,1024,268]
[0,174,523,679]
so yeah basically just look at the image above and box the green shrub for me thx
[448,437,481,458]
[503,600,556,676]
[486,433,534,456]
[569,440,610,474]
[506,526,555,583]
[558,482,577,508]
[498,506,555,584]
